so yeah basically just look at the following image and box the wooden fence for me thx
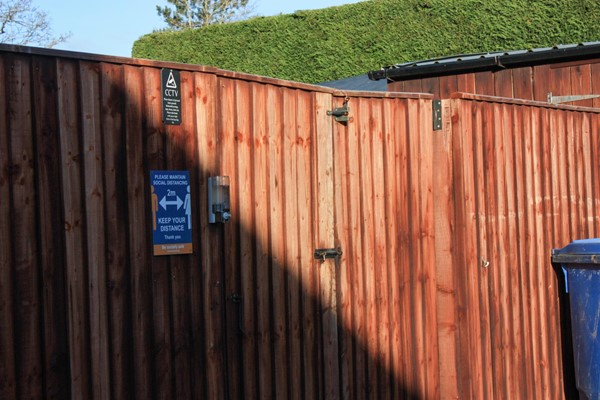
[0,45,599,399]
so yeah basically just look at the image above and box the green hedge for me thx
[132,0,600,84]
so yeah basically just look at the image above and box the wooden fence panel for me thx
[449,93,600,399]
[2,45,600,400]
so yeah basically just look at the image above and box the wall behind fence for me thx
[1,46,599,399]
[390,59,600,108]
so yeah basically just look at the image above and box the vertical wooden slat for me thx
[581,114,594,237]
[370,98,391,400]
[395,99,413,398]
[457,73,476,94]
[407,98,439,398]
[333,96,352,400]
[344,94,367,399]
[281,88,302,400]
[452,98,484,399]
[382,98,403,398]
[314,91,339,400]
[0,54,17,400]
[252,82,273,400]
[32,55,70,400]
[357,97,378,400]
[186,123,204,400]
[123,64,153,400]
[10,54,44,400]
[197,72,225,400]
[569,65,593,107]
[421,77,440,98]
[576,112,590,236]
[532,65,551,102]
[538,106,553,398]
[234,79,259,399]
[266,85,288,400]
[434,99,458,399]
[410,98,426,397]
[513,103,535,400]
[418,98,440,399]
[217,76,240,398]
[494,69,514,98]
[566,111,579,239]
[57,58,91,400]
[475,101,495,399]
[474,71,495,96]
[524,104,543,400]
[401,80,422,93]
[503,103,524,398]
[100,62,132,400]
[298,91,318,399]
[167,70,194,400]
[480,100,499,397]
[512,67,533,100]
[494,102,513,398]
[439,75,458,98]
[143,66,173,400]
[80,60,111,400]
[182,70,203,400]
[592,113,600,235]
[592,63,600,109]
[547,107,567,399]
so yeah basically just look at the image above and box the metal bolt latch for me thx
[314,247,343,262]
[327,97,350,123]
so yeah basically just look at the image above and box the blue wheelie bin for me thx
[552,239,600,400]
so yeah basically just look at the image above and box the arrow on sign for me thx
[160,195,183,210]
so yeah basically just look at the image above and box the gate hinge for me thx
[327,97,349,123]
[314,247,343,262]
[547,92,600,104]
[432,100,442,131]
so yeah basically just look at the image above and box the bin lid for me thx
[551,238,600,264]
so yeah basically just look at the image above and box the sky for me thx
[33,0,365,58]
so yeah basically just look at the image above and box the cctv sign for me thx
[161,68,181,125]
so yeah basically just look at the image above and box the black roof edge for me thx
[369,42,600,82]
[369,57,501,81]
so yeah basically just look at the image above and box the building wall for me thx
[1,45,599,399]
[389,58,600,107]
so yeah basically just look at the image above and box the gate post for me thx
[315,92,340,399]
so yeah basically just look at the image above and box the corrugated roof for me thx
[368,41,600,82]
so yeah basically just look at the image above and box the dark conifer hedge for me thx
[132,0,600,83]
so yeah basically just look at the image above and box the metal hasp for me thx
[327,97,350,123]
[432,100,442,131]
[547,92,600,104]
[314,247,343,262]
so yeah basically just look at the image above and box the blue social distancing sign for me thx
[150,170,192,255]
